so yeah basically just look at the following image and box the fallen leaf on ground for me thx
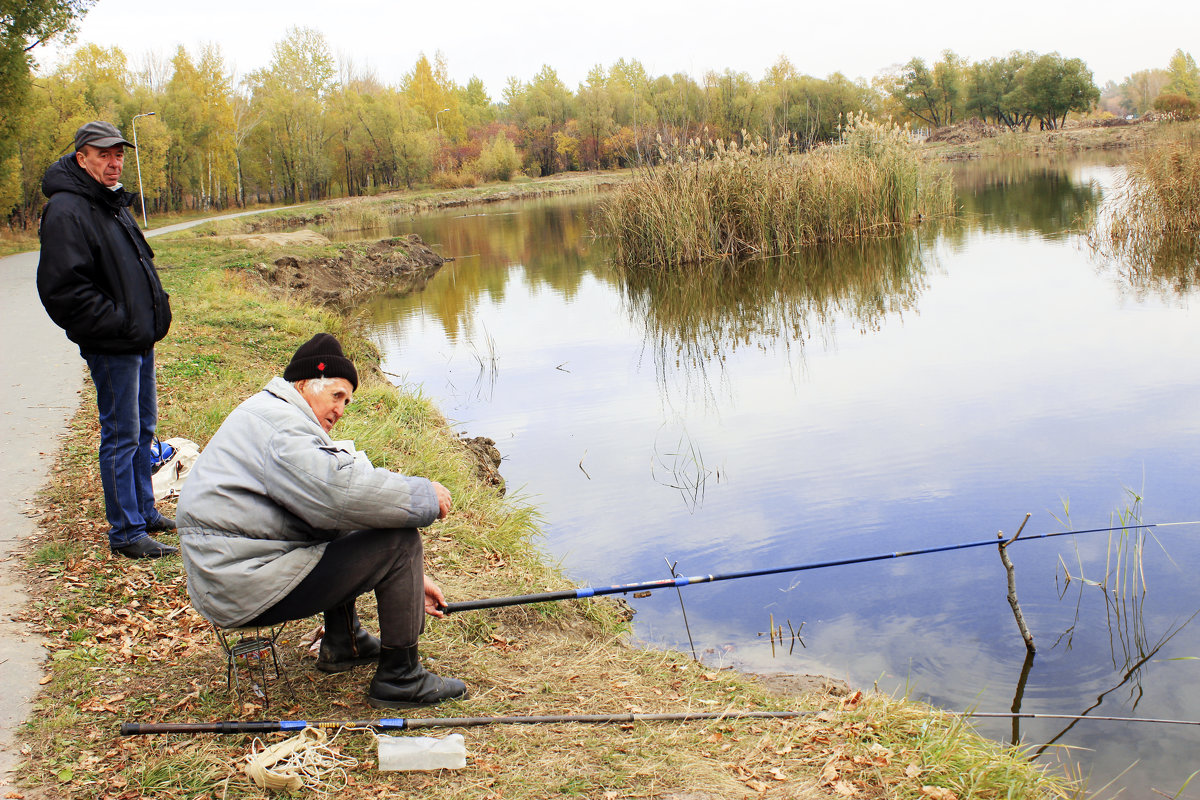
[920,786,958,800]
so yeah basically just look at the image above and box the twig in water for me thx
[997,513,1036,653]
[578,451,590,480]
[666,559,699,662]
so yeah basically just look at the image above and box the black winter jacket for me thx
[36,154,171,355]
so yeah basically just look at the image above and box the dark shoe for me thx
[111,537,179,559]
[366,645,468,708]
[316,603,381,673]
[146,515,176,533]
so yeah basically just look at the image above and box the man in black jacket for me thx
[37,121,177,559]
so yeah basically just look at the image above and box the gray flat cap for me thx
[74,120,135,151]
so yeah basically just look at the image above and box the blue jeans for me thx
[84,350,166,549]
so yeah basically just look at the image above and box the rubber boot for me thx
[365,645,468,708]
[316,603,381,673]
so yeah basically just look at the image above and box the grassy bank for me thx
[597,117,955,268]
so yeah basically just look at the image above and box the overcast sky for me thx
[40,0,1197,98]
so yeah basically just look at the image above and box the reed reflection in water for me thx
[619,231,936,410]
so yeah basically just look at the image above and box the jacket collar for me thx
[264,376,333,443]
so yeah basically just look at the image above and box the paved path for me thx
[0,206,294,785]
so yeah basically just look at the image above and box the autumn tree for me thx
[576,65,615,169]
[161,45,236,210]
[503,65,572,176]
[1164,49,1199,102]
[885,51,964,128]
[1021,53,1098,129]
[965,52,1035,129]
[1119,69,1168,115]
[457,76,494,131]
[1,0,97,219]
[703,69,759,140]
[403,52,463,141]
[244,27,336,202]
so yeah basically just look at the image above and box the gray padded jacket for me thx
[177,377,439,627]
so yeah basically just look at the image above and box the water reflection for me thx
[357,197,609,342]
[619,233,935,409]
[951,157,1103,240]
[1107,238,1200,298]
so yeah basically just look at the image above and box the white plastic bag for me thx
[377,733,467,771]
[151,437,200,501]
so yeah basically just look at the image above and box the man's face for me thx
[297,378,354,433]
[75,144,125,187]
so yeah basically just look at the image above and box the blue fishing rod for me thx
[442,521,1198,614]
[120,710,805,735]
[119,709,1200,736]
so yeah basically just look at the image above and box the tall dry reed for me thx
[597,115,955,268]
[1088,122,1200,292]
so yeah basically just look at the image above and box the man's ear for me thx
[74,150,86,167]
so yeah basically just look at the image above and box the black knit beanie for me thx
[283,333,359,390]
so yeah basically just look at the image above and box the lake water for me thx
[354,159,1200,795]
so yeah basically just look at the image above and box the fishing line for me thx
[443,520,1200,614]
[967,711,1200,727]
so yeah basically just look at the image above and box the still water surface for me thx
[355,159,1200,795]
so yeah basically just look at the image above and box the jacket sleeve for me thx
[37,198,127,341]
[262,423,441,532]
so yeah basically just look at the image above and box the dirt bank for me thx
[252,234,445,306]
[924,117,1163,161]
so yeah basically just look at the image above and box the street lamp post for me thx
[435,107,450,134]
[131,111,155,228]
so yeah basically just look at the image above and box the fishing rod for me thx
[967,711,1200,727]
[443,521,1199,614]
[121,708,1200,737]
[120,710,806,736]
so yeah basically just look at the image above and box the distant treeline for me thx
[2,21,1197,227]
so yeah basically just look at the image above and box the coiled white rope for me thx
[243,726,362,793]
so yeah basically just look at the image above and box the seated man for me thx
[177,333,467,708]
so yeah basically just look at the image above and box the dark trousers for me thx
[245,528,426,647]
[83,349,166,549]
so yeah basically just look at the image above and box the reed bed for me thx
[1107,127,1200,239]
[1089,122,1200,292]
[597,115,956,268]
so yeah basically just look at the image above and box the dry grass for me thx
[1087,121,1200,294]
[597,116,955,268]
[13,235,1073,799]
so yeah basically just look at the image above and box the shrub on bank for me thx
[597,115,955,268]
[432,168,479,190]
[475,134,522,182]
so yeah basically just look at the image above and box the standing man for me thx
[36,121,176,559]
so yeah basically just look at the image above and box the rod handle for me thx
[443,589,581,614]
[121,721,284,735]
